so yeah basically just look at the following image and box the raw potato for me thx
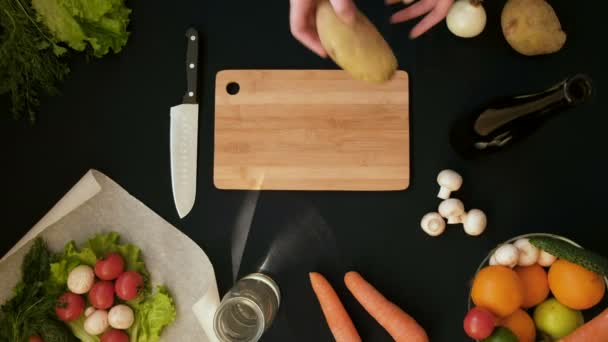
[316,1,397,83]
[501,0,566,56]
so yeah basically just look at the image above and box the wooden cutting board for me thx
[214,70,410,191]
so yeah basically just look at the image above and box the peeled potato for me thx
[316,1,397,83]
[501,0,566,56]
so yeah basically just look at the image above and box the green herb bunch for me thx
[0,238,76,342]
[0,0,69,122]
[0,0,132,122]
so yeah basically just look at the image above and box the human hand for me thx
[289,0,357,57]
[387,0,454,39]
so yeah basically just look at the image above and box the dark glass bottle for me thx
[450,74,593,159]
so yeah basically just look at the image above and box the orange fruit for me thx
[471,265,525,317]
[515,264,550,308]
[548,259,606,310]
[500,309,536,342]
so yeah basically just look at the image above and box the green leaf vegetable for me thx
[31,0,131,58]
[0,0,131,122]
[0,238,76,342]
[129,287,177,342]
[49,233,176,342]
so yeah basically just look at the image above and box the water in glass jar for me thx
[214,273,280,342]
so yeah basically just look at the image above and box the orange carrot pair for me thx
[309,271,429,342]
[310,272,362,342]
[559,308,608,342]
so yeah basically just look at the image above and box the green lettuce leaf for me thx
[46,241,97,294]
[128,287,177,342]
[31,0,131,57]
[86,232,149,279]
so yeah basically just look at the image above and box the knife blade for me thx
[171,28,199,218]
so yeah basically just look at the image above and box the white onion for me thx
[447,0,487,38]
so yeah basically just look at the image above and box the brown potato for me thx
[502,0,567,56]
[316,1,397,83]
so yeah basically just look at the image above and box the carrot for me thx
[559,308,608,342]
[344,271,429,342]
[309,272,362,342]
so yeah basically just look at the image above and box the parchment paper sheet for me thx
[0,170,220,342]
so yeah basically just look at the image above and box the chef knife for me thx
[171,28,199,218]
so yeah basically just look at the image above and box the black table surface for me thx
[1,1,607,341]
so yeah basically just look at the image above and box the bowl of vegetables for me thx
[0,232,176,342]
[464,233,608,342]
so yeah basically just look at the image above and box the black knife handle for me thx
[182,28,199,104]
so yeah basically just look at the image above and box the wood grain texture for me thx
[214,70,410,191]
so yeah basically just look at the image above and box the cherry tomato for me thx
[95,253,125,280]
[100,329,129,342]
[29,336,44,342]
[55,292,85,322]
[115,271,144,301]
[464,306,497,340]
[89,281,115,309]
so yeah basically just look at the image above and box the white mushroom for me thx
[84,309,109,336]
[462,209,487,236]
[67,265,95,294]
[538,250,557,267]
[438,198,465,224]
[420,212,447,236]
[108,304,135,330]
[489,253,499,266]
[494,244,520,267]
[85,306,96,318]
[437,169,463,199]
[514,239,540,266]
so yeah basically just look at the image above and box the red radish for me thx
[464,307,496,340]
[95,253,125,280]
[115,271,144,300]
[29,336,44,342]
[55,292,85,322]
[344,272,429,342]
[559,308,608,342]
[309,272,362,342]
[89,281,115,309]
[101,329,129,342]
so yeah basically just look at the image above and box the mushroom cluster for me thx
[490,238,557,268]
[420,169,488,237]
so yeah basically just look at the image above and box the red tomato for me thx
[115,271,144,301]
[464,307,497,340]
[55,292,85,322]
[101,329,129,342]
[95,253,125,280]
[29,336,44,342]
[89,281,115,309]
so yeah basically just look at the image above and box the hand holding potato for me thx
[290,0,454,58]
[290,0,357,57]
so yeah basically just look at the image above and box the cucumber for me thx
[530,236,608,276]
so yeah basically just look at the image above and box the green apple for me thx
[534,298,584,339]
[481,327,518,342]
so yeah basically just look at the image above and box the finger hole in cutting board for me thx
[226,82,240,95]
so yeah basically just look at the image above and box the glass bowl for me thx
[466,233,608,341]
